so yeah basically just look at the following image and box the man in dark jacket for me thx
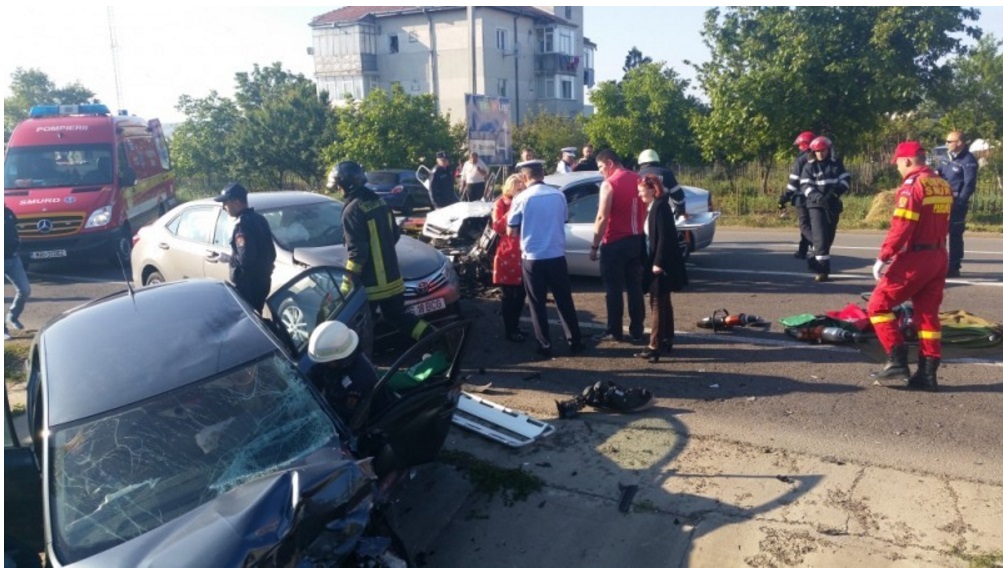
[215,183,276,312]
[5,206,31,338]
[637,149,686,218]
[779,131,815,259]
[572,144,598,171]
[799,137,850,282]
[428,151,458,209]
[332,161,432,342]
[936,131,979,277]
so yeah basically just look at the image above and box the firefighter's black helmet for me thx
[328,161,367,193]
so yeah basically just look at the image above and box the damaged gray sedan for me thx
[6,278,470,567]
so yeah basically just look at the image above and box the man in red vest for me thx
[590,150,647,343]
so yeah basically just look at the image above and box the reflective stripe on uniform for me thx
[345,259,363,274]
[411,319,430,341]
[893,208,920,221]
[922,196,953,206]
[870,313,896,325]
[918,330,941,340]
[365,279,404,301]
[368,219,387,287]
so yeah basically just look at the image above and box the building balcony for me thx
[535,53,581,76]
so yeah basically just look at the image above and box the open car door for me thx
[5,387,45,559]
[264,266,373,358]
[350,320,471,478]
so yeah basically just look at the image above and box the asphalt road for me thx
[7,228,1003,485]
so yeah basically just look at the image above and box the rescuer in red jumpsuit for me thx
[868,141,952,391]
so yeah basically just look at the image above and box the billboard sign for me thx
[465,94,511,166]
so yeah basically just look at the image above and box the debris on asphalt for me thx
[709,384,720,389]
[618,484,639,513]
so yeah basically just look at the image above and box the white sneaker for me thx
[6,314,24,330]
[4,328,10,340]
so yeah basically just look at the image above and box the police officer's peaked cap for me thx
[561,147,577,156]
[515,159,546,170]
[332,161,367,193]
[436,151,449,159]
[214,182,248,203]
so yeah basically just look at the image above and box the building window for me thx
[560,77,575,100]
[318,24,376,57]
[565,6,572,19]
[584,45,594,70]
[559,28,574,55]
[389,34,399,54]
[496,28,508,52]
[497,78,507,97]
[537,77,556,99]
[539,27,554,53]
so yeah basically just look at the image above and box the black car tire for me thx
[144,269,166,286]
[277,297,309,346]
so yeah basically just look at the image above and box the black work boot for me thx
[907,356,940,392]
[870,344,910,381]
[813,259,830,282]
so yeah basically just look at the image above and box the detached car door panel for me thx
[5,388,44,555]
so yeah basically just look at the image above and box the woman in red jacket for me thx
[493,174,528,341]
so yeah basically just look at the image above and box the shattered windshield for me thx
[261,201,345,251]
[49,353,340,564]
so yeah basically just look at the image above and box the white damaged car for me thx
[422,171,721,277]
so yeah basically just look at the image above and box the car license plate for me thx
[406,297,446,316]
[31,249,67,259]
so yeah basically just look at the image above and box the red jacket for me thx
[492,197,523,285]
[878,166,952,262]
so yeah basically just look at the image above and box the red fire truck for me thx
[4,104,176,264]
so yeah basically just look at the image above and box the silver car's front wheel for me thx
[278,298,309,345]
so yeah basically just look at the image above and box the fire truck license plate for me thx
[31,249,67,259]
[406,297,446,316]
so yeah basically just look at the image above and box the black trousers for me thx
[949,201,968,271]
[500,284,527,336]
[464,182,486,202]
[372,293,432,342]
[522,257,581,349]
[795,204,813,256]
[808,205,840,274]
[235,275,271,313]
[599,235,646,339]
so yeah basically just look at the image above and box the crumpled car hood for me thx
[423,201,493,235]
[293,235,444,280]
[69,447,381,568]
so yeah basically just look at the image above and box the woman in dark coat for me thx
[635,174,688,362]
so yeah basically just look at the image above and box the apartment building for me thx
[308,6,596,126]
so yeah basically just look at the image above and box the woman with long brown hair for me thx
[635,174,688,362]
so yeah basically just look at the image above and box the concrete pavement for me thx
[398,413,1003,567]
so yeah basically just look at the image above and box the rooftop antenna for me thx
[107,7,124,113]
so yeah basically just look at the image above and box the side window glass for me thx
[212,210,234,247]
[567,193,598,223]
[266,268,353,355]
[172,207,216,244]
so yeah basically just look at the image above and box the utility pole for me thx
[108,7,124,113]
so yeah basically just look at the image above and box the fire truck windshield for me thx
[4,144,114,190]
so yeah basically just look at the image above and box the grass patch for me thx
[4,341,30,384]
[950,544,1003,568]
[440,449,544,506]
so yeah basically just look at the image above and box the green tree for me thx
[940,34,1003,143]
[168,91,241,187]
[693,7,981,190]
[585,62,703,167]
[623,47,653,75]
[4,67,97,138]
[323,84,458,172]
[225,62,336,188]
[513,110,587,169]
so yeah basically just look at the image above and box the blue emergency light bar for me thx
[28,104,112,118]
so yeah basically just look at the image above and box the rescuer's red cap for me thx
[890,141,925,164]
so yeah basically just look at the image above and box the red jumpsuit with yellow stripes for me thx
[867,166,952,358]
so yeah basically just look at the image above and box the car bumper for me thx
[18,230,120,261]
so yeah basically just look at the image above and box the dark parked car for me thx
[367,169,432,216]
[4,278,472,566]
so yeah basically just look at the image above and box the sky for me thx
[3,6,1001,125]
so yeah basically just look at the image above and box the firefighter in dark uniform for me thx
[779,131,815,259]
[428,151,458,209]
[799,136,850,282]
[215,182,276,312]
[936,131,979,277]
[330,161,432,342]
[868,142,952,390]
[637,149,686,218]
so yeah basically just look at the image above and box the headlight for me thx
[85,206,113,228]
